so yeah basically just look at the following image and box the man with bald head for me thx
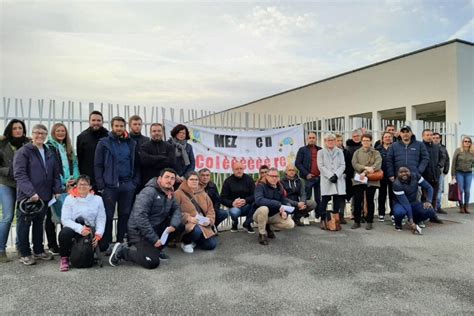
[296,132,322,209]
[221,162,256,233]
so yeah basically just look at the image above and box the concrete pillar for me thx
[405,105,416,123]
[411,120,425,140]
[373,111,381,142]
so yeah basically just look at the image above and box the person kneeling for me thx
[392,167,438,235]
[253,168,295,245]
[59,175,106,271]
[109,168,183,269]
[175,171,217,253]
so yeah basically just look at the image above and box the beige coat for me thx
[351,147,382,187]
[175,181,216,239]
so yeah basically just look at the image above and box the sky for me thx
[1,0,473,112]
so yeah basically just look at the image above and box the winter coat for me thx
[139,139,175,186]
[255,179,292,217]
[422,141,445,183]
[375,144,391,180]
[351,147,382,187]
[167,139,195,177]
[386,135,429,178]
[393,175,433,219]
[94,132,140,190]
[46,137,79,189]
[61,192,106,236]
[175,181,216,239]
[129,132,150,151]
[281,174,306,203]
[345,139,362,156]
[0,136,29,188]
[439,144,450,175]
[201,181,221,212]
[76,126,108,185]
[13,143,62,201]
[220,174,256,208]
[317,147,346,196]
[295,145,322,178]
[127,178,182,245]
[451,148,474,176]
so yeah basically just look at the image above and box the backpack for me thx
[70,233,95,268]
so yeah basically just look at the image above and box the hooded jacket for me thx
[175,180,216,239]
[76,126,108,185]
[255,177,292,217]
[281,174,306,203]
[61,190,106,236]
[386,135,429,178]
[127,178,182,245]
[94,131,140,190]
[13,143,62,201]
[0,135,29,188]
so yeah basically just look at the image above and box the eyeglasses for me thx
[32,131,47,136]
[188,178,199,181]
[287,169,296,172]
[464,140,472,143]
[267,175,279,178]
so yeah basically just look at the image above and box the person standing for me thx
[432,132,450,213]
[335,133,351,224]
[421,129,445,214]
[128,115,150,151]
[76,111,108,190]
[0,119,29,262]
[451,136,474,214]
[351,134,382,230]
[375,131,395,222]
[317,133,346,229]
[295,132,322,211]
[13,124,62,265]
[45,123,80,254]
[139,123,175,187]
[94,116,140,251]
[168,124,195,188]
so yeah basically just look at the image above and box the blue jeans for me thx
[100,180,136,251]
[182,225,217,250]
[0,184,16,252]
[215,208,229,227]
[16,201,48,257]
[456,171,472,207]
[393,202,436,227]
[437,174,445,209]
[305,176,321,204]
[229,204,253,226]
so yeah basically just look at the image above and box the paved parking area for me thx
[1,207,473,315]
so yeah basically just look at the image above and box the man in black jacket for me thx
[198,168,228,228]
[253,168,295,245]
[221,162,256,233]
[109,168,182,269]
[128,115,150,150]
[433,132,450,213]
[421,129,445,215]
[139,123,175,187]
[76,111,108,190]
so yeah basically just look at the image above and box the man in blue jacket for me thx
[109,168,182,269]
[295,132,322,211]
[392,167,439,234]
[94,116,140,252]
[253,168,295,245]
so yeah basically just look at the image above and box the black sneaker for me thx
[109,243,125,267]
[437,208,447,214]
[293,218,304,226]
[230,223,239,232]
[242,223,255,234]
[395,225,402,232]
[48,246,60,256]
[159,251,170,261]
[265,224,276,239]
[430,216,443,224]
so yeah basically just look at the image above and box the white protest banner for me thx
[165,120,304,173]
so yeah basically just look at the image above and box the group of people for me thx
[0,111,472,271]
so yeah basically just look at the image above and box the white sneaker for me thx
[418,221,426,228]
[181,243,194,254]
[378,215,385,222]
[303,218,310,226]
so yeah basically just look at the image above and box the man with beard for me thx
[392,167,437,234]
[128,115,150,150]
[95,116,140,252]
[139,123,175,187]
[76,111,108,191]
[421,129,445,214]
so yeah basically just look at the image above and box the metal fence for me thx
[1,97,461,249]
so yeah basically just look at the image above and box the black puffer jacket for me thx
[139,139,175,186]
[127,178,182,244]
[386,135,429,178]
[422,141,445,183]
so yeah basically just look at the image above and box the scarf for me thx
[170,137,190,166]
[9,136,29,149]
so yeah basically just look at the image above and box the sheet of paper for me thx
[281,205,295,213]
[160,229,169,245]
[48,197,57,207]
[354,173,368,184]
[196,214,210,225]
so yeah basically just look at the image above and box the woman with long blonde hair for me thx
[451,136,474,213]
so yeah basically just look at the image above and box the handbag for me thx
[367,170,384,181]
[326,213,341,231]
[448,182,461,202]
[183,191,217,234]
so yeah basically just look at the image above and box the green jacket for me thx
[0,136,30,187]
[451,148,474,176]
[351,147,382,187]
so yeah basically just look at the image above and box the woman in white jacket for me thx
[317,133,346,229]
[58,175,106,272]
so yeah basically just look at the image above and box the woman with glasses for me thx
[175,171,217,253]
[13,124,62,265]
[451,136,474,213]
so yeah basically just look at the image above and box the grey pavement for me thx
[1,206,473,315]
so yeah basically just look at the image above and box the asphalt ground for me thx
[1,206,473,315]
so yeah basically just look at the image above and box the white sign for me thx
[164,120,304,173]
